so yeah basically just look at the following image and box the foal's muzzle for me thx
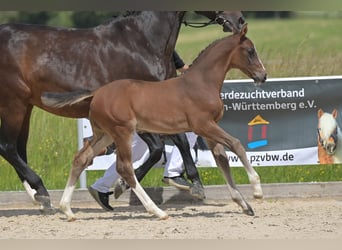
[253,72,267,86]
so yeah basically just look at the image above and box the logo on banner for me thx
[247,115,270,149]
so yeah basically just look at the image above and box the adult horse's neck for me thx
[186,35,238,90]
[98,11,185,80]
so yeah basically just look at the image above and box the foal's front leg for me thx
[59,143,93,221]
[222,133,263,199]
[205,139,254,216]
[60,134,111,221]
[115,136,168,220]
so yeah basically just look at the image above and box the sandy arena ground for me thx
[0,197,341,239]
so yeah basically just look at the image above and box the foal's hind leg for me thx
[60,132,112,221]
[205,138,254,216]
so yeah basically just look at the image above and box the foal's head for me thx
[230,24,267,86]
[318,108,339,155]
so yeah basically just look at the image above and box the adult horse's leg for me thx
[59,132,112,221]
[167,133,205,199]
[134,133,164,180]
[16,106,43,204]
[17,107,32,163]
[0,106,51,209]
[205,138,254,216]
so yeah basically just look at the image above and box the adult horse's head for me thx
[230,24,267,85]
[318,108,339,155]
[195,11,245,33]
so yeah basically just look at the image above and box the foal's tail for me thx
[41,89,94,108]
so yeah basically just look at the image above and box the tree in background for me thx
[0,11,138,28]
[243,11,293,18]
[12,11,52,24]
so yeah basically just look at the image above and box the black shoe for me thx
[88,186,114,211]
[162,175,193,191]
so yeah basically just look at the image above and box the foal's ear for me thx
[318,108,324,118]
[240,23,248,37]
[332,109,338,118]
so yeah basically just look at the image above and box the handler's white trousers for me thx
[90,128,198,192]
[163,132,198,178]
[91,132,149,193]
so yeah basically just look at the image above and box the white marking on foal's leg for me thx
[131,176,168,220]
[60,185,76,221]
[240,160,263,199]
[23,180,38,204]
[247,171,263,199]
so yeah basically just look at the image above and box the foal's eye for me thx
[247,48,255,57]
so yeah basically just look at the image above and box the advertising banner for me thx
[203,75,342,167]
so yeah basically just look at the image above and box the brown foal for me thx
[42,24,266,221]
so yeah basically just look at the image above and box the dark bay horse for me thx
[42,24,267,221]
[0,11,246,210]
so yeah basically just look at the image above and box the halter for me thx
[182,19,216,28]
[317,127,338,147]
[182,11,234,29]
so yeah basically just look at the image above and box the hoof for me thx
[253,188,263,199]
[67,217,77,222]
[113,178,130,199]
[34,195,52,210]
[243,203,255,216]
[252,183,263,199]
[39,206,57,215]
[159,214,169,220]
[253,193,263,200]
[243,209,255,216]
[189,181,206,200]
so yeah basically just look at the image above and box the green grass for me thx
[0,17,342,191]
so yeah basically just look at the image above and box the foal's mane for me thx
[190,34,236,67]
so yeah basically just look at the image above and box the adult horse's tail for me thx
[41,90,93,108]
